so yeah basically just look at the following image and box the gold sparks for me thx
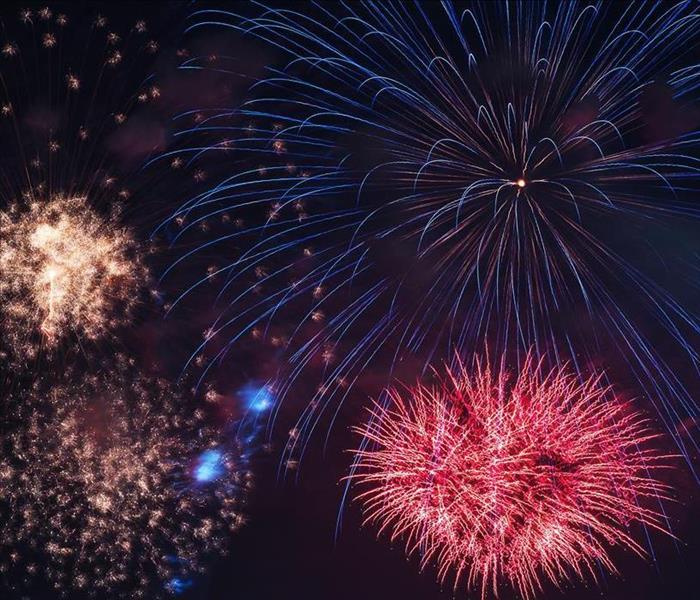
[42,33,56,48]
[0,365,251,596]
[106,50,122,66]
[66,72,80,91]
[0,195,146,357]
[2,42,18,57]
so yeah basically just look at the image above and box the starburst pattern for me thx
[159,1,700,474]
[352,355,672,599]
[0,5,174,364]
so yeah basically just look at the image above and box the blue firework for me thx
[155,1,700,476]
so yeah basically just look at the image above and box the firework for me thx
[0,7,174,362]
[0,359,251,598]
[352,355,671,599]
[157,1,700,471]
[0,6,165,198]
[0,195,146,358]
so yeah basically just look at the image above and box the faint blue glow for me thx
[167,577,193,595]
[194,449,224,483]
[238,382,275,413]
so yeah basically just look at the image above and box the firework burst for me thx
[0,194,146,358]
[0,359,251,598]
[352,355,672,599]
[0,6,172,362]
[157,1,700,472]
[0,6,164,200]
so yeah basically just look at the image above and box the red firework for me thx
[352,356,672,599]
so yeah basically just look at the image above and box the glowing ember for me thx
[352,355,671,599]
[0,195,146,358]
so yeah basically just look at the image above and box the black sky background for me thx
[0,2,697,599]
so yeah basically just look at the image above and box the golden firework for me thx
[0,195,146,358]
[0,361,251,597]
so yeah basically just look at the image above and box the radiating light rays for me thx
[0,6,162,203]
[156,1,700,476]
[351,355,673,600]
[0,7,169,364]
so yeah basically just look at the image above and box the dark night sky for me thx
[0,2,698,599]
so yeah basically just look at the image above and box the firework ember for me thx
[0,195,146,358]
[352,356,671,599]
[0,360,251,598]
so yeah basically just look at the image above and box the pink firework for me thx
[352,356,672,599]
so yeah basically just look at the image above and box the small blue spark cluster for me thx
[194,449,225,483]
